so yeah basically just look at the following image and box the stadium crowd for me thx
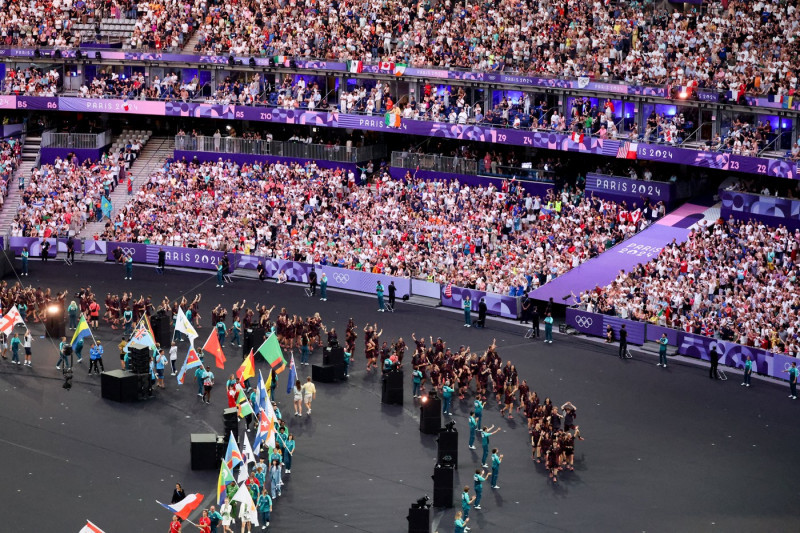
[12,155,122,238]
[2,67,61,97]
[585,216,800,355]
[97,157,661,294]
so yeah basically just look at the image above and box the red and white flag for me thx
[378,61,395,71]
[444,283,453,299]
[156,493,204,520]
[571,132,584,144]
[0,306,25,335]
[79,520,106,533]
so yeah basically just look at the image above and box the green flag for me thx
[256,334,286,374]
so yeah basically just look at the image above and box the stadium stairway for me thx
[182,32,203,53]
[0,135,40,237]
[79,136,173,239]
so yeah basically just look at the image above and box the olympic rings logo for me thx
[332,273,350,284]
[119,247,136,256]
[785,362,795,371]
[574,316,593,328]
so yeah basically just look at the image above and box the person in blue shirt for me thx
[195,365,206,398]
[460,486,475,519]
[343,350,352,378]
[254,458,268,487]
[124,254,133,280]
[376,281,385,312]
[441,380,455,416]
[319,272,328,301]
[490,448,504,489]
[122,307,133,338]
[269,458,283,498]
[10,333,21,365]
[454,511,469,533]
[468,411,478,449]
[473,397,485,427]
[74,337,84,364]
[257,486,272,528]
[155,348,167,388]
[202,366,215,404]
[463,295,472,327]
[412,367,423,398]
[207,505,222,533]
[473,468,487,509]
[658,333,669,367]
[741,355,753,387]
[283,433,296,474]
[20,247,29,276]
[544,312,554,343]
[480,425,500,467]
[89,341,105,375]
[216,263,224,287]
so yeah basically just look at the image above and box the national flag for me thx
[203,329,226,369]
[783,96,794,109]
[768,94,783,103]
[674,85,692,97]
[346,60,363,73]
[444,282,452,299]
[156,493,204,520]
[231,483,259,526]
[0,306,26,335]
[176,346,202,385]
[256,334,287,374]
[616,142,638,160]
[286,353,297,395]
[236,388,254,419]
[122,98,129,112]
[101,196,112,218]
[242,432,257,466]
[253,401,280,452]
[273,55,289,66]
[255,370,269,414]
[216,460,236,506]
[385,112,401,128]
[378,61,394,71]
[394,63,407,76]
[236,349,256,384]
[126,316,157,352]
[79,520,106,533]
[224,431,243,471]
[236,454,249,484]
[571,132,584,144]
[70,315,93,351]
[175,306,198,342]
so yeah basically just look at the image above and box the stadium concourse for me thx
[0,261,798,533]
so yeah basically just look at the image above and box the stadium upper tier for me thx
[0,0,798,102]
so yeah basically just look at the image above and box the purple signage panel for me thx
[565,308,605,337]
[83,240,107,255]
[585,173,674,204]
[106,242,225,270]
[646,324,681,346]
[441,285,520,319]
[9,236,57,257]
[173,150,360,174]
[0,95,16,109]
[17,96,58,110]
[602,315,646,345]
[720,189,800,231]
[59,97,166,116]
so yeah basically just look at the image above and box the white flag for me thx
[242,432,257,467]
[0,306,25,335]
[79,520,106,533]
[175,306,198,342]
[231,483,259,526]
[237,456,249,484]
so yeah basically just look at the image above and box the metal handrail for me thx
[679,122,711,146]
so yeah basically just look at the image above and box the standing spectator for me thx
[388,281,396,309]
[657,333,668,368]
[319,273,328,301]
[216,262,224,287]
[41,239,50,262]
[157,247,166,274]
[544,313,553,343]
[463,295,472,327]
[783,362,798,400]
[476,298,487,329]
[301,376,316,414]
[490,448,503,489]
[10,332,21,365]
[308,268,317,297]
[618,325,628,359]
[709,347,719,380]
[20,247,29,276]
[124,254,133,280]
[376,281,385,312]
[66,236,75,263]
[741,356,753,388]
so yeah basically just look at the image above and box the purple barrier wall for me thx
[40,147,105,165]
[719,189,800,231]
[441,285,520,319]
[1,124,24,138]
[388,167,554,197]
[565,308,645,345]
[566,307,792,381]
[410,279,441,299]
[9,236,59,257]
[106,242,226,270]
[173,150,360,174]
[585,173,675,205]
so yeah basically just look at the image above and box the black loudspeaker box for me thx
[437,429,458,468]
[419,397,442,434]
[324,346,345,366]
[101,369,138,402]
[431,464,454,508]
[191,433,218,470]
[381,370,404,405]
[406,505,430,533]
[243,327,266,358]
[150,313,172,349]
[312,363,345,383]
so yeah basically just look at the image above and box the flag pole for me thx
[82,312,99,347]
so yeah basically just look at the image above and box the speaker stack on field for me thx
[223,407,239,445]
[124,341,153,400]
[431,463,454,508]
[190,433,218,470]
[100,369,138,402]
[243,327,266,358]
[406,496,431,533]
[149,312,172,349]
[312,344,346,383]
[381,369,404,405]
[419,395,442,434]
[436,423,458,468]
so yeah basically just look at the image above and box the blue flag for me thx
[101,196,112,218]
[255,370,268,414]
[286,353,297,395]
